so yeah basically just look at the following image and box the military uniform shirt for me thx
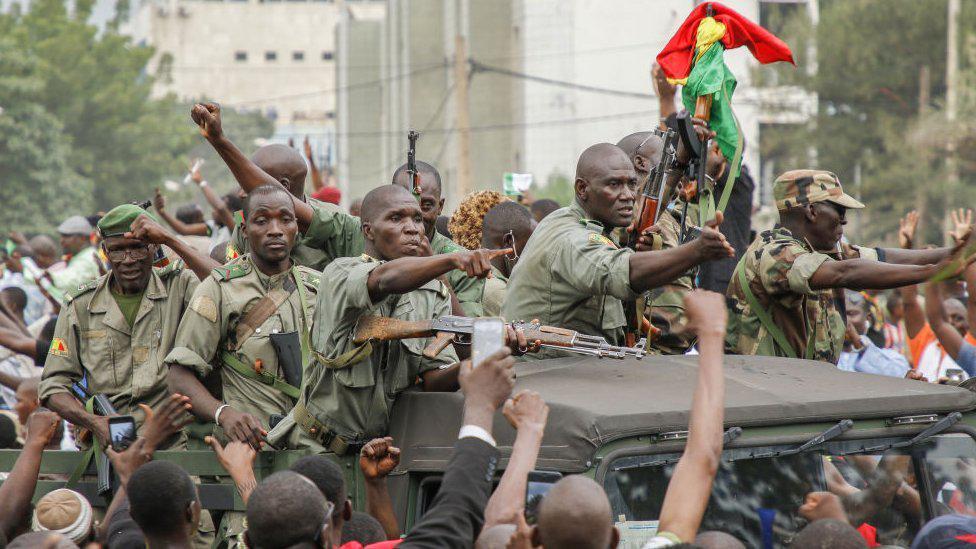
[298,255,458,443]
[429,231,486,317]
[228,198,360,271]
[164,255,319,433]
[502,202,637,356]
[647,210,696,354]
[39,263,200,430]
[482,266,509,318]
[725,226,845,363]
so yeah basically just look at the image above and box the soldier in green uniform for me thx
[502,143,734,358]
[726,170,962,363]
[268,185,510,454]
[166,184,318,447]
[40,205,216,446]
[190,102,487,315]
[480,201,536,317]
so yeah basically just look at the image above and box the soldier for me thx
[502,143,734,357]
[190,103,487,316]
[268,185,517,454]
[617,131,725,354]
[40,205,215,446]
[480,202,536,317]
[166,184,318,448]
[726,170,965,364]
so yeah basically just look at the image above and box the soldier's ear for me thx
[362,220,374,242]
[575,177,588,202]
[805,204,817,223]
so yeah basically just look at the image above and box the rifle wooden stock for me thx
[353,317,436,344]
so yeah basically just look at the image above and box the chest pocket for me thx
[237,313,284,376]
[80,328,126,394]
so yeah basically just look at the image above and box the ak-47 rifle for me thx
[353,315,647,360]
[71,384,118,496]
[674,111,708,243]
[627,128,678,250]
[407,130,421,198]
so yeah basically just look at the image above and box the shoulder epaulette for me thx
[66,278,100,302]
[155,259,185,278]
[212,260,250,282]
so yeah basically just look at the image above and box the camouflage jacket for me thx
[725,226,845,364]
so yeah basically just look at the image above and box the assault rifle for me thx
[626,128,678,250]
[71,384,118,496]
[407,130,421,198]
[353,316,647,360]
[674,111,708,243]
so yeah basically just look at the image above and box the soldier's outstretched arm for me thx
[809,258,945,292]
[190,102,314,230]
[367,249,507,303]
[879,246,952,266]
[629,213,734,293]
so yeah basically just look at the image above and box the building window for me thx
[293,51,304,61]
[321,51,334,61]
[265,51,277,61]
[234,51,247,62]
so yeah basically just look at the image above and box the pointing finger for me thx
[486,248,514,260]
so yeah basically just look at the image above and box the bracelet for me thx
[214,404,230,426]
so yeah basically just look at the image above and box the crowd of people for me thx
[1,60,976,548]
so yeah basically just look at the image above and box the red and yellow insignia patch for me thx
[225,245,240,262]
[588,233,618,249]
[49,338,69,357]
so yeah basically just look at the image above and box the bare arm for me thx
[630,214,734,293]
[190,103,315,230]
[153,188,210,237]
[126,214,219,280]
[809,259,937,291]
[652,63,678,129]
[167,365,267,449]
[0,411,59,539]
[0,328,38,359]
[657,291,727,543]
[901,284,926,339]
[360,437,403,540]
[46,392,109,445]
[304,137,324,192]
[0,364,24,391]
[367,249,503,304]
[483,391,548,529]
[880,247,952,265]
[925,282,964,360]
[201,184,236,229]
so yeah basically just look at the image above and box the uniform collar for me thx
[247,255,293,290]
[570,201,614,236]
[770,225,816,253]
[88,269,168,335]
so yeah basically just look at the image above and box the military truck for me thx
[3,355,975,548]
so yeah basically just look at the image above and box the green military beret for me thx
[97,204,157,238]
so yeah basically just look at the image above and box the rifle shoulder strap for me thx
[313,341,374,370]
[232,286,294,351]
[735,260,798,359]
[220,351,300,399]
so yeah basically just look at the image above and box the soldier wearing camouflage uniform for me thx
[726,170,959,364]
[503,143,734,358]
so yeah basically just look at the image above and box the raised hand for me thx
[153,187,166,212]
[206,436,258,504]
[106,438,152,486]
[125,214,171,246]
[949,208,974,244]
[137,393,192,454]
[190,102,223,141]
[502,390,548,432]
[25,409,60,449]
[635,225,663,252]
[695,212,735,261]
[452,249,513,279]
[651,62,677,99]
[459,347,516,413]
[705,140,727,179]
[898,210,919,249]
[683,289,728,338]
[360,436,401,481]
[218,408,267,449]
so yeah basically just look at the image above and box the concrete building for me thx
[337,0,522,209]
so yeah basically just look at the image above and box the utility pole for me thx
[453,0,473,200]
[945,0,960,243]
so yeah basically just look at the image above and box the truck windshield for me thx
[604,434,976,548]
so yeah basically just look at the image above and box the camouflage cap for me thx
[773,170,865,212]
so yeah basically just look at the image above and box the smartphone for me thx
[472,318,505,368]
[108,415,137,452]
[525,471,562,525]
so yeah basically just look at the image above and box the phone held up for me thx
[108,415,137,452]
[525,470,562,525]
[472,318,505,368]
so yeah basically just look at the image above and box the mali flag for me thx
[656,2,794,210]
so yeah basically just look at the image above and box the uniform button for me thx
[255,328,262,334]
[310,427,318,434]
[272,328,280,334]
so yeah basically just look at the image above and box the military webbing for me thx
[735,260,814,360]
[231,287,292,351]
[220,351,300,399]
[293,400,355,455]
[313,340,374,370]
[700,85,744,223]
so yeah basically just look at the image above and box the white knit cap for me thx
[31,488,93,545]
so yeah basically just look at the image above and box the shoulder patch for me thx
[225,243,241,262]
[155,259,184,278]
[48,338,69,358]
[66,278,100,302]
[213,261,250,282]
[189,295,218,323]
[588,232,618,249]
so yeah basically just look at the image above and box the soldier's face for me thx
[103,236,155,294]
[243,194,298,265]
[579,157,639,228]
[364,197,426,260]
[809,202,847,250]
[394,171,442,237]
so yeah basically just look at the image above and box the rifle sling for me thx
[313,341,374,370]
[232,286,294,352]
[67,397,102,488]
[221,351,300,399]
[735,260,813,360]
